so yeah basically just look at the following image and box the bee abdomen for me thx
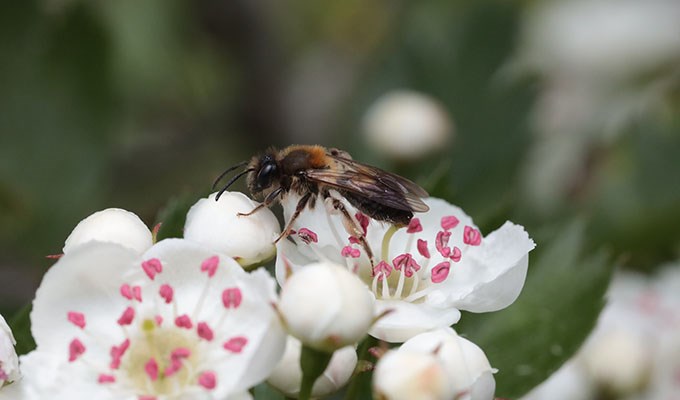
[341,191,413,226]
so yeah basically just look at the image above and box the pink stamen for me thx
[154,315,163,326]
[355,212,369,235]
[139,396,157,400]
[222,287,243,308]
[159,284,174,304]
[120,284,134,300]
[435,231,452,257]
[145,357,158,381]
[175,314,193,329]
[450,246,462,262]
[407,218,423,233]
[341,245,360,258]
[117,306,135,326]
[68,338,86,362]
[372,261,392,281]
[348,236,360,244]
[201,256,219,278]
[441,215,460,230]
[463,226,482,246]
[45,253,63,260]
[197,322,214,341]
[132,286,142,302]
[67,311,86,329]
[98,374,116,384]
[223,336,248,353]
[297,228,318,244]
[164,359,183,377]
[392,254,421,278]
[141,258,163,280]
[198,371,217,390]
[171,347,191,360]
[417,239,430,259]
[431,261,451,283]
[110,339,130,369]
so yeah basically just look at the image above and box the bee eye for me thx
[257,162,278,189]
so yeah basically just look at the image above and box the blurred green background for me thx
[1,0,679,397]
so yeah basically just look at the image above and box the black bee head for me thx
[247,153,280,197]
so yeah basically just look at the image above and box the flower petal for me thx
[63,208,152,255]
[369,300,461,343]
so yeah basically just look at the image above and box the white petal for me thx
[369,301,461,343]
[520,360,595,400]
[445,222,535,312]
[63,208,152,255]
[184,192,280,265]
[0,314,19,385]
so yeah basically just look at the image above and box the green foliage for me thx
[8,304,36,356]
[456,222,614,398]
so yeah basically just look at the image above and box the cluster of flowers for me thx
[0,190,535,399]
[524,265,680,400]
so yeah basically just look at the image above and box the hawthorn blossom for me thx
[0,314,19,387]
[277,261,375,352]
[276,195,535,342]
[373,349,453,400]
[184,192,281,267]
[266,336,357,398]
[4,239,285,400]
[63,208,153,255]
[362,90,453,161]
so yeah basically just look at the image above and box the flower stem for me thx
[299,345,333,400]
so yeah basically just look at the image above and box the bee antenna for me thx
[215,168,254,201]
[212,161,248,190]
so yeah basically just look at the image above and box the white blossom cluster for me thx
[0,190,535,400]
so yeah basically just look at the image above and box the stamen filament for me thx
[381,225,400,262]
[381,275,391,299]
[395,269,406,298]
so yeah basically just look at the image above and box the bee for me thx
[212,145,429,261]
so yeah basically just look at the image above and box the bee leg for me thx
[238,187,283,217]
[274,192,312,243]
[329,198,375,267]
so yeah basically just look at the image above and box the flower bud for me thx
[399,328,496,400]
[362,90,452,161]
[0,314,20,386]
[278,262,375,352]
[184,192,280,267]
[267,336,357,398]
[63,208,152,255]
[373,349,453,400]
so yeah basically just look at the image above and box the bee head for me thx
[247,153,280,197]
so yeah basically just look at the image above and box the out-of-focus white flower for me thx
[266,336,357,398]
[277,261,374,352]
[276,195,535,343]
[513,0,680,213]
[362,90,452,161]
[400,328,496,400]
[522,265,680,400]
[372,349,454,400]
[0,314,19,387]
[7,239,285,400]
[184,192,281,267]
[63,208,153,255]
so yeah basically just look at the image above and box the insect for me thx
[212,145,429,261]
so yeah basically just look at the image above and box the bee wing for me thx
[303,156,430,212]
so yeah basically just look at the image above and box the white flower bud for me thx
[267,336,357,398]
[184,192,281,267]
[63,208,152,255]
[400,328,496,400]
[373,349,454,400]
[580,329,651,395]
[362,90,452,161]
[0,314,20,386]
[278,262,375,352]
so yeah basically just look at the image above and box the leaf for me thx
[456,221,614,398]
[8,303,36,356]
[251,383,286,400]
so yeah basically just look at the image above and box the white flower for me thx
[266,336,357,398]
[7,239,285,400]
[521,360,595,400]
[372,349,453,400]
[63,208,153,255]
[184,192,281,267]
[362,90,452,161]
[0,314,20,386]
[276,195,535,342]
[277,261,374,352]
[400,328,496,400]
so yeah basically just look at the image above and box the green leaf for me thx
[251,383,286,400]
[8,303,36,356]
[456,221,614,398]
